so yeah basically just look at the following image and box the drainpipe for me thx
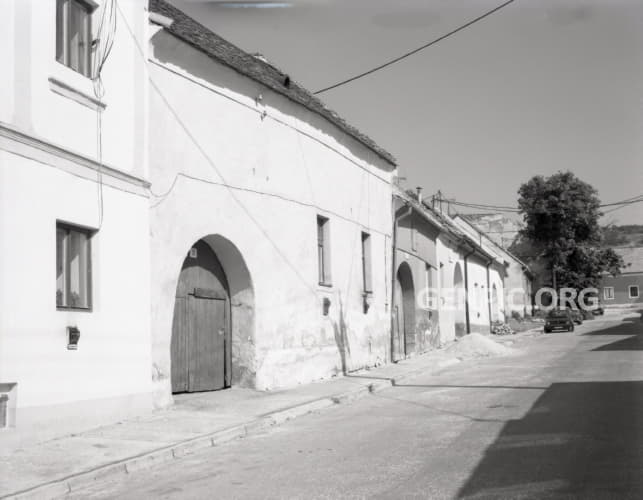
[390,200,413,362]
[486,259,493,333]
[462,244,475,335]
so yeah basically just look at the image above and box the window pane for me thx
[68,230,89,308]
[56,228,66,306]
[79,5,90,76]
[318,245,324,284]
[69,1,81,72]
[56,0,66,64]
[362,233,372,293]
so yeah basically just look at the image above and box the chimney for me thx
[416,186,423,203]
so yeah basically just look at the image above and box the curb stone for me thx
[2,359,453,500]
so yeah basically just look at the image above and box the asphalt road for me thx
[70,313,643,499]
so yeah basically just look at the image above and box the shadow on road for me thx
[457,380,643,499]
[584,314,643,351]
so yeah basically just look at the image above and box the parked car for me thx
[592,304,605,316]
[544,309,575,333]
[569,308,584,325]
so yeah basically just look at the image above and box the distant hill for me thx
[602,225,643,247]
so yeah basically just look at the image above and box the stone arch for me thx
[170,234,255,393]
[394,261,416,359]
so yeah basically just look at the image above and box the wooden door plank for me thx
[170,297,188,393]
[188,296,226,391]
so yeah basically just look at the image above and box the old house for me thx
[455,215,534,319]
[147,0,397,406]
[459,238,501,333]
[391,188,511,349]
[600,247,643,307]
[0,0,152,443]
[0,0,398,443]
[391,188,440,359]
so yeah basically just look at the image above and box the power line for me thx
[313,0,516,95]
[439,194,643,213]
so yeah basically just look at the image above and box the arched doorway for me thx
[171,240,231,393]
[393,262,415,360]
[454,263,466,337]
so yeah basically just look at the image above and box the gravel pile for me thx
[445,333,516,360]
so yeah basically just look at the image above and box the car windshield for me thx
[548,310,568,318]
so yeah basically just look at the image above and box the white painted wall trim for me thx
[0,121,150,197]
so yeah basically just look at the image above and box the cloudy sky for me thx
[171,0,642,225]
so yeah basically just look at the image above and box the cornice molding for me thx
[0,121,150,197]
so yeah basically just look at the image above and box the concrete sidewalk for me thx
[1,348,465,500]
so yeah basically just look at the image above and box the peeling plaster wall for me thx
[148,31,394,405]
[394,210,440,354]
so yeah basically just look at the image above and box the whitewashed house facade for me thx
[147,0,397,407]
[0,0,152,445]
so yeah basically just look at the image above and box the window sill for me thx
[49,76,106,112]
[57,306,92,313]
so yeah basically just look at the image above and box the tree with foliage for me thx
[512,171,624,292]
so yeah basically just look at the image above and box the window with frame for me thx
[629,285,640,299]
[56,223,93,309]
[603,287,614,300]
[361,232,372,294]
[317,216,331,286]
[56,0,94,77]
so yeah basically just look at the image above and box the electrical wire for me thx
[433,193,643,214]
[88,0,118,230]
[313,0,516,95]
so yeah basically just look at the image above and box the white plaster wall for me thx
[504,260,531,317]
[0,0,148,177]
[466,255,491,333]
[148,33,395,402]
[0,152,152,417]
[436,237,461,343]
[489,266,506,322]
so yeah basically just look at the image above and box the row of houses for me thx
[0,0,533,444]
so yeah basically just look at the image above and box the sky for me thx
[170,0,643,225]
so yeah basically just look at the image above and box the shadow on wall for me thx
[332,296,351,375]
[457,380,643,499]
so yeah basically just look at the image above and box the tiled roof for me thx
[614,246,643,273]
[149,0,396,166]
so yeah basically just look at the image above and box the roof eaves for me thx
[148,0,397,166]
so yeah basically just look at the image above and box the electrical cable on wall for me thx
[91,0,118,230]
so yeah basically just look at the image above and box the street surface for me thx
[71,313,643,499]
